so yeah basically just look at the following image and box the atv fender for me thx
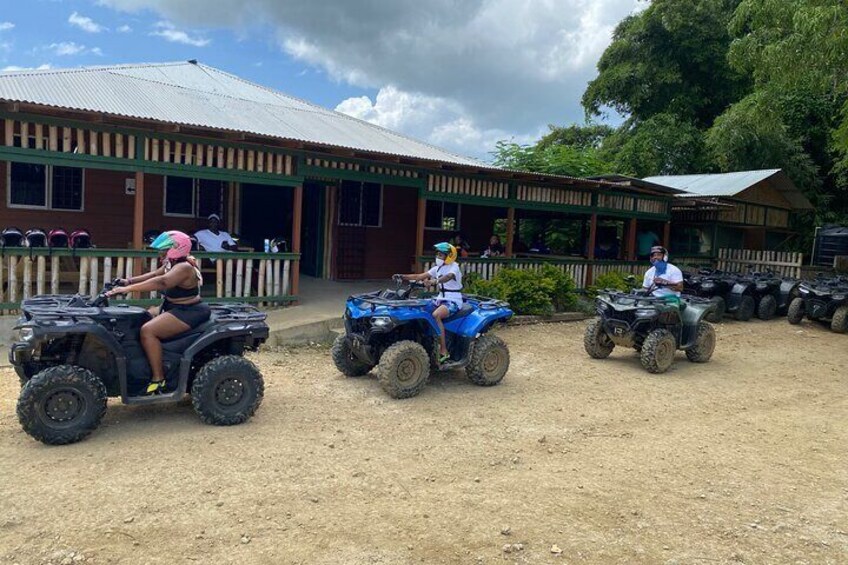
[679,303,714,348]
[725,282,752,310]
[450,307,513,337]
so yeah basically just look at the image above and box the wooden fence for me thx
[0,248,299,311]
[420,256,645,289]
[717,248,803,278]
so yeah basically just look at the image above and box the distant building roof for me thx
[643,169,813,210]
[0,60,485,168]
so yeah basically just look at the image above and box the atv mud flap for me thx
[603,320,634,347]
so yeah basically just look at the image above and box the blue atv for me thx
[332,279,513,398]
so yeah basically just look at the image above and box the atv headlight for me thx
[834,294,845,302]
[756,282,768,290]
[635,309,658,318]
[701,282,715,290]
[18,327,34,342]
[370,316,394,329]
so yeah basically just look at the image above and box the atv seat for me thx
[444,303,474,323]
[162,320,215,353]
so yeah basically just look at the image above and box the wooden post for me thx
[415,197,426,271]
[291,185,303,299]
[132,171,145,277]
[586,213,598,286]
[627,218,638,261]
[505,207,515,258]
[663,221,671,249]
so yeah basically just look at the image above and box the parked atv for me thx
[584,290,717,374]
[332,279,513,398]
[745,270,800,320]
[787,276,848,332]
[11,280,269,445]
[683,269,739,322]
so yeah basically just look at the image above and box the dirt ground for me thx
[1,319,847,565]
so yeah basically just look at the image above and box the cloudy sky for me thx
[1,0,643,161]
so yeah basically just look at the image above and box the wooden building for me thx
[0,61,676,306]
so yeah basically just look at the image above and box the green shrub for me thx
[588,271,640,297]
[464,266,578,315]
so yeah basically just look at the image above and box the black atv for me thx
[584,290,717,374]
[11,280,269,445]
[787,276,848,333]
[683,269,740,322]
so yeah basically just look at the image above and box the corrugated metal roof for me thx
[0,61,486,167]
[643,169,813,210]
[642,169,783,197]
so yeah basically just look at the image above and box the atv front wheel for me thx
[831,305,848,333]
[17,365,107,445]
[787,297,805,325]
[757,295,778,321]
[377,341,430,399]
[467,334,510,386]
[707,296,726,323]
[685,322,716,363]
[191,356,264,426]
[734,295,755,322]
[640,329,677,374]
[331,334,373,377]
[584,318,614,359]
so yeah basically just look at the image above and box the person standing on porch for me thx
[194,214,237,252]
[395,242,463,364]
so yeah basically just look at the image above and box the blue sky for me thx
[0,0,641,160]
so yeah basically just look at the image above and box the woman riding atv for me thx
[106,231,211,394]
[396,242,463,364]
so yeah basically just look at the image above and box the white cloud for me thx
[97,0,642,158]
[45,42,102,56]
[2,64,52,72]
[69,12,106,33]
[0,22,14,31]
[117,24,132,33]
[150,21,209,47]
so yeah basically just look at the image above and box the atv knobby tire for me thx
[734,295,756,322]
[757,294,778,321]
[377,340,430,399]
[331,334,373,377]
[17,365,107,445]
[787,297,805,325]
[685,322,716,363]
[584,318,614,359]
[640,329,677,374]
[466,334,510,386]
[706,296,726,323]
[191,355,264,426]
[831,305,848,333]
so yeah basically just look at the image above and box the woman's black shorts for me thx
[161,300,212,329]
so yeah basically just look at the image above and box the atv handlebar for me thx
[89,278,126,308]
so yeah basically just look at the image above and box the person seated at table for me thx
[451,234,471,258]
[529,234,550,254]
[481,235,505,258]
[194,214,237,252]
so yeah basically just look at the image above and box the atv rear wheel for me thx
[466,334,510,387]
[685,322,716,363]
[17,365,107,445]
[787,297,805,325]
[757,294,778,321]
[734,295,755,321]
[584,318,614,359]
[377,341,430,399]
[191,356,264,426]
[706,296,726,323]
[830,305,848,333]
[331,334,373,377]
[640,329,677,374]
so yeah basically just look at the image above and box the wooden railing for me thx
[717,248,802,278]
[419,256,645,289]
[0,248,299,311]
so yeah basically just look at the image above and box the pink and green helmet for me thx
[149,230,192,261]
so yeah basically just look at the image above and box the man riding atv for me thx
[642,245,684,299]
[395,242,462,364]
